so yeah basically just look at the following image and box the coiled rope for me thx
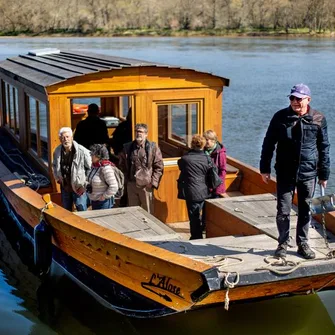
[0,145,50,191]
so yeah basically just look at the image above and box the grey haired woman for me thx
[88,144,118,210]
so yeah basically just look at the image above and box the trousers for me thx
[276,178,316,245]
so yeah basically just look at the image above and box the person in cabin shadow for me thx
[52,127,92,211]
[74,103,110,150]
[110,108,133,156]
[87,144,118,210]
[118,123,164,214]
[178,135,211,240]
[204,130,227,198]
[110,109,133,207]
[260,84,330,259]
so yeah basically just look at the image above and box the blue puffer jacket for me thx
[260,106,330,182]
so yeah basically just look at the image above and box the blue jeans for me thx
[91,197,114,210]
[186,200,205,240]
[61,187,88,211]
[276,178,316,245]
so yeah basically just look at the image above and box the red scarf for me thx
[92,160,114,168]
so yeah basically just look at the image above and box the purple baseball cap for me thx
[288,83,311,98]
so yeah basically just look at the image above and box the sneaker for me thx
[297,243,316,259]
[274,243,288,258]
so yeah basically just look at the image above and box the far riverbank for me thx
[1,28,335,38]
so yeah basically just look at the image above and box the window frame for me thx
[3,82,19,137]
[27,95,49,165]
[157,99,203,149]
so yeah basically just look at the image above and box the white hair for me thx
[58,127,73,137]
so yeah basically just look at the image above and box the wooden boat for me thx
[0,49,335,318]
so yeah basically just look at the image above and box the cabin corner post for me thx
[48,95,72,192]
[0,78,4,127]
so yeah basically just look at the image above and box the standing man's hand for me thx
[76,186,86,196]
[261,173,270,184]
[318,180,328,188]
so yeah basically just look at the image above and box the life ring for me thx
[72,103,88,114]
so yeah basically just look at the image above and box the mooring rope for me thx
[255,256,301,275]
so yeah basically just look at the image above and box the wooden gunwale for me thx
[0,159,219,312]
[227,155,335,234]
[195,272,335,308]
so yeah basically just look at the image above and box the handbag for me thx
[307,185,335,214]
[134,167,152,187]
[206,155,223,189]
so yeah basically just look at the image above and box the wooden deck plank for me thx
[75,206,180,239]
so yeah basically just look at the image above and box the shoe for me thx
[274,243,288,258]
[297,243,315,259]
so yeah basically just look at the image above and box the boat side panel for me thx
[194,272,335,308]
[0,161,216,313]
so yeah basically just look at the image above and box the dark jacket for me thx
[178,149,211,202]
[208,142,227,194]
[260,106,330,182]
[110,120,132,155]
[119,140,164,189]
[74,116,109,149]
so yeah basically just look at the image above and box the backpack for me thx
[100,165,125,199]
[112,165,125,199]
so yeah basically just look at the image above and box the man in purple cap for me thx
[260,84,330,259]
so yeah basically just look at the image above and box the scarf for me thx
[92,159,114,168]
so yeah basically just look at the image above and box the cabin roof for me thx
[0,49,229,90]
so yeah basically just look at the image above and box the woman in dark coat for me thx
[178,135,211,240]
[204,130,227,197]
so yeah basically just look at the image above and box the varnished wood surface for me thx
[0,159,216,312]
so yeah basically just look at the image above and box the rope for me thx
[0,144,50,191]
[192,255,244,270]
[223,272,240,310]
[255,256,301,275]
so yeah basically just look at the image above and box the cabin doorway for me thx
[70,95,133,155]
[154,100,204,223]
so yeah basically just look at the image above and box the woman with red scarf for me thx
[87,144,118,210]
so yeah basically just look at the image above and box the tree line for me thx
[1,0,335,35]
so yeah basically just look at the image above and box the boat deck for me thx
[76,194,335,286]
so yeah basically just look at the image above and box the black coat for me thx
[74,116,109,149]
[178,149,211,201]
[260,106,330,182]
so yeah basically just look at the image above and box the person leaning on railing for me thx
[203,130,227,198]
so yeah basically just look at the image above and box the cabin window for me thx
[4,82,19,137]
[28,96,49,164]
[157,101,202,158]
[71,96,133,138]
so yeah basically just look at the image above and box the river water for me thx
[0,37,335,334]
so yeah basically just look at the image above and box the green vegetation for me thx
[1,0,335,37]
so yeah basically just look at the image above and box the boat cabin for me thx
[0,49,229,223]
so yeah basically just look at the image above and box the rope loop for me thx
[223,272,240,311]
[255,256,301,275]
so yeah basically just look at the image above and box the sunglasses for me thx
[289,96,307,102]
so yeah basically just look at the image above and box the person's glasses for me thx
[289,96,307,102]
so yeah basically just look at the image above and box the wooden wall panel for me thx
[154,164,188,223]
[48,96,72,192]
